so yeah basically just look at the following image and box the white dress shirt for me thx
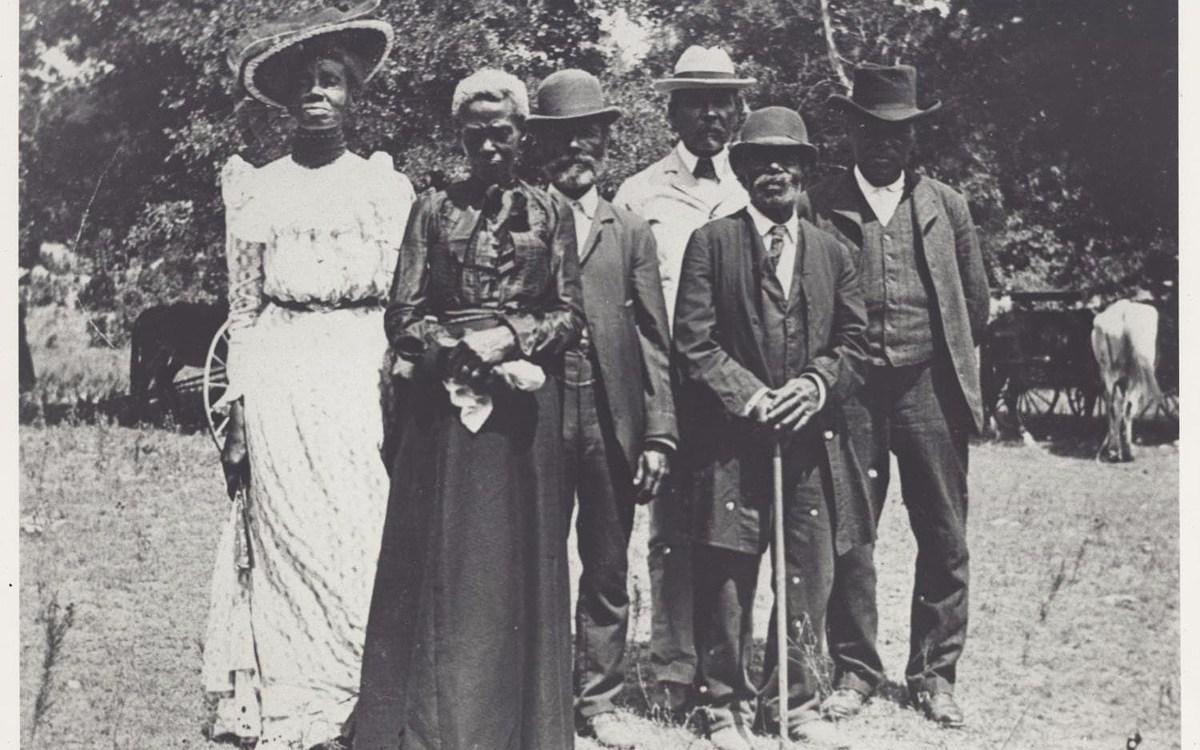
[740,205,826,417]
[854,165,905,225]
[746,203,799,301]
[675,141,733,206]
[550,184,599,251]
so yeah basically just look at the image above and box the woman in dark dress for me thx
[351,69,584,750]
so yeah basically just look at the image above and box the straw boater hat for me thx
[228,0,394,109]
[527,69,621,126]
[827,63,941,122]
[652,45,756,93]
[728,106,818,167]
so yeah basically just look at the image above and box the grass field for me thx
[18,420,1179,750]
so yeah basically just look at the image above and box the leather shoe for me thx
[791,719,852,749]
[913,691,964,728]
[587,712,639,750]
[821,687,868,720]
[708,725,754,750]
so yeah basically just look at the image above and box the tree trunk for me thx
[819,0,852,93]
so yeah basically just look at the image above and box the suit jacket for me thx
[799,170,990,432]
[672,208,872,556]
[578,198,678,468]
[613,147,748,326]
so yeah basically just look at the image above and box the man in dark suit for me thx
[673,106,869,750]
[800,64,989,728]
[528,69,678,750]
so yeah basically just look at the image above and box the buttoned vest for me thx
[758,233,809,387]
[858,193,936,366]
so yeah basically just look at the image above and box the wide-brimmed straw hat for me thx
[652,45,756,93]
[229,0,394,109]
[527,69,622,126]
[827,63,941,122]
[729,106,818,165]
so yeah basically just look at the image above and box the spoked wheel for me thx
[203,319,233,451]
[1065,386,1098,418]
[1018,387,1059,418]
[1156,390,1179,422]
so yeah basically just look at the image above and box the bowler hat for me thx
[827,63,941,122]
[729,106,818,165]
[527,69,622,125]
[652,46,756,93]
[230,0,394,109]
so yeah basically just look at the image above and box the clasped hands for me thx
[749,376,822,434]
[437,326,518,391]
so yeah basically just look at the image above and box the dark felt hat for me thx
[228,0,394,109]
[527,69,621,125]
[729,106,818,164]
[827,63,941,122]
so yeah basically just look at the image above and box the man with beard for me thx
[673,107,869,750]
[527,69,677,749]
[611,45,753,716]
[800,64,988,728]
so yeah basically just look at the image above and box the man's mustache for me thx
[549,153,598,171]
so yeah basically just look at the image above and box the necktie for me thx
[766,225,786,273]
[693,156,717,180]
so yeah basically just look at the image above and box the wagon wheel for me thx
[1065,386,1097,418]
[203,319,233,451]
[1017,387,1059,417]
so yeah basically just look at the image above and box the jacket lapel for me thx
[578,201,612,266]
[734,210,772,376]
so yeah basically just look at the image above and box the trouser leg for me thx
[692,545,758,734]
[570,378,638,721]
[892,358,970,696]
[648,490,696,694]
[760,452,836,732]
[825,368,890,695]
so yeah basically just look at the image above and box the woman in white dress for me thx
[202,4,414,747]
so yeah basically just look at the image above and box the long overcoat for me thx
[578,199,677,466]
[672,208,872,556]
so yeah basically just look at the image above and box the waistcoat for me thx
[858,194,936,366]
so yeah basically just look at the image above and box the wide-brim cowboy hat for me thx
[652,45,756,93]
[230,0,394,110]
[827,63,941,122]
[527,69,621,126]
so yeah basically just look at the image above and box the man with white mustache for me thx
[527,69,677,749]
[672,106,869,750]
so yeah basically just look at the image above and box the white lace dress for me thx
[202,151,414,748]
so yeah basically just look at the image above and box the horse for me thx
[129,302,228,420]
[1091,300,1161,462]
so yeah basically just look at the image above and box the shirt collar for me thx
[675,141,732,180]
[853,165,904,197]
[746,203,798,242]
[550,184,599,221]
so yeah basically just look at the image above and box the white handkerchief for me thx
[443,360,547,433]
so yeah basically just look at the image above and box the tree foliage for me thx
[19,0,1177,326]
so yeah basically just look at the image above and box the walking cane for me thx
[772,440,788,749]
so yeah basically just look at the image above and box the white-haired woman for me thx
[203,4,414,747]
[349,69,584,750]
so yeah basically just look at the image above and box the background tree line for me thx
[18,0,1177,338]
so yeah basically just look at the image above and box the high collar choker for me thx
[291,127,347,169]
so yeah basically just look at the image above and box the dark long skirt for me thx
[352,371,574,750]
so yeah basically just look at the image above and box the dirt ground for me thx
[18,423,1179,749]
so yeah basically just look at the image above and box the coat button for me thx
[792,576,801,585]
[725,501,735,510]
[823,430,834,440]
[867,468,879,479]
[663,546,672,555]
[809,508,819,517]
